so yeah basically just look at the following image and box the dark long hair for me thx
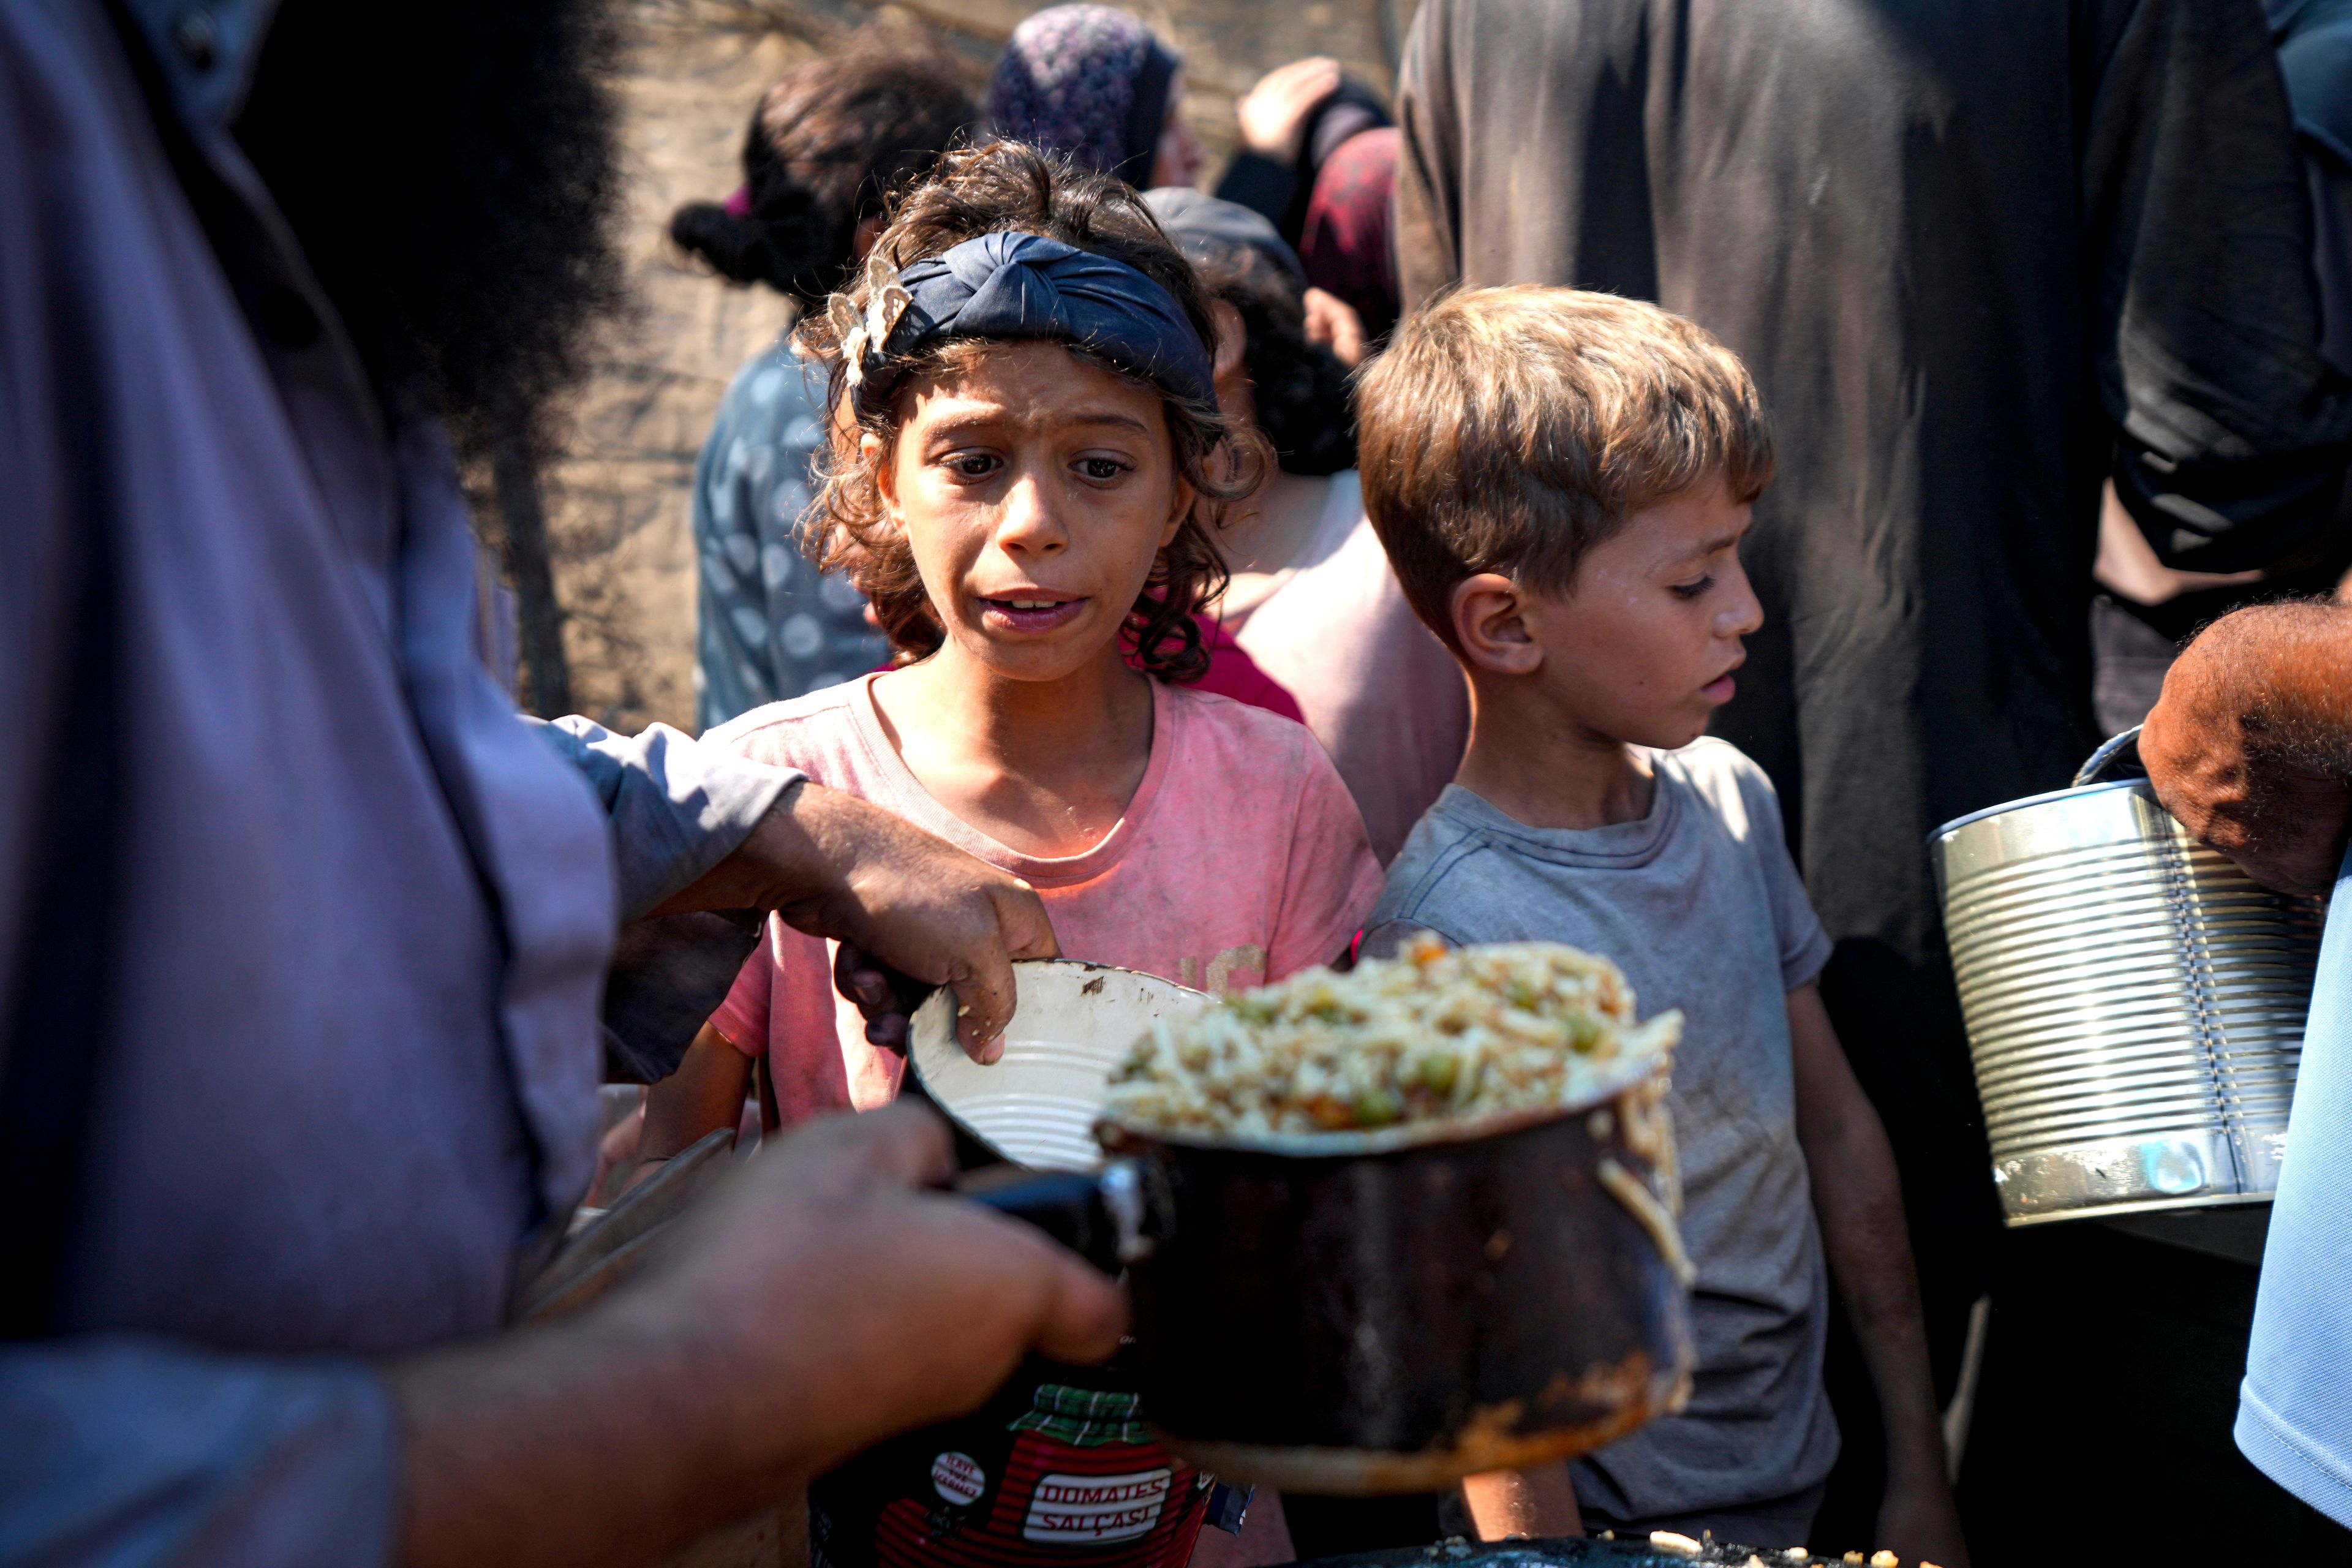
[233,0,627,456]
[797,141,1266,682]
[669,42,978,306]
[1196,251,1357,477]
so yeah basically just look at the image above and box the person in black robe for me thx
[1393,0,2352,1553]
[2092,0,2352,734]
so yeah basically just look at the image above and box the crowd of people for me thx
[9,0,2352,1566]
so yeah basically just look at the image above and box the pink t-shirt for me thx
[707,673,1385,1123]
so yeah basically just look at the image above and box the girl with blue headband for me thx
[632,141,1384,1568]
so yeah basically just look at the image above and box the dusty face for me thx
[1512,482,1763,750]
[872,340,1191,684]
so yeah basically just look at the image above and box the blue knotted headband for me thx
[839,230,1216,413]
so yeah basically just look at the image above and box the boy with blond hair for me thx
[1359,288,1965,1563]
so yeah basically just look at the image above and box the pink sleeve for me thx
[710,923,777,1057]
[1264,734,1387,980]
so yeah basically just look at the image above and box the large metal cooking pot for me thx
[911,962,1694,1496]
[1931,728,2324,1225]
[1087,1108,1693,1496]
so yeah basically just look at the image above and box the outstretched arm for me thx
[0,1105,1118,1568]
[538,720,1058,1062]
[1788,983,1968,1568]
[654,780,1058,1061]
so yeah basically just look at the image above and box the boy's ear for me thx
[1452,573,1544,677]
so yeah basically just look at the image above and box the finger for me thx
[1337,301,1367,356]
[1255,59,1307,93]
[833,943,890,1014]
[841,938,922,1022]
[1283,61,1341,105]
[865,1012,911,1050]
[995,881,1060,961]
[963,1210,1131,1363]
[1028,1258,1130,1364]
[950,938,1019,1065]
[851,967,892,1014]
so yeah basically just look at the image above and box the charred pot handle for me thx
[2073,724,2147,788]
[958,1161,1155,1277]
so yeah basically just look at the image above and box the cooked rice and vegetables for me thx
[1100,937,1683,1139]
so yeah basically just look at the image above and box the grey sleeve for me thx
[530,717,801,921]
[0,1340,396,1568]
[2082,0,2352,573]
[1739,767,1834,991]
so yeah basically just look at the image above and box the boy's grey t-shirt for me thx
[1371,737,1839,1521]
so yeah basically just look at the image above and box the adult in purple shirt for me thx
[0,1,1120,1564]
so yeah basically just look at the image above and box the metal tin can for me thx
[1932,774,2323,1225]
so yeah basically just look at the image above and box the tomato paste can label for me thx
[1020,1468,1171,1544]
[930,1451,986,1507]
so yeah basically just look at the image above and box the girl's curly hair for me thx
[796,140,1267,682]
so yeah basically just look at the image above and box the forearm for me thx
[636,1024,754,1167]
[532,717,801,919]
[396,1105,1127,1567]
[644,782,1058,1056]
[391,1302,807,1568]
[649,777,855,921]
[1787,986,1945,1482]
[1806,1119,1943,1481]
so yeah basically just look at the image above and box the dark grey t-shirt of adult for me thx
[1371,739,1839,1522]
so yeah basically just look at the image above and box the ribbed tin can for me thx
[1932,777,2323,1225]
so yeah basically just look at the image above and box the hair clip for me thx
[826,293,867,386]
[830,280,914,392]
[867,281,913,345]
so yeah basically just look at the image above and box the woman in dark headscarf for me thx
[985,4,1204,189]
[671,40,976,731]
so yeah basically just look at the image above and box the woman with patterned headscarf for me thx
[986,4,1204,189]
